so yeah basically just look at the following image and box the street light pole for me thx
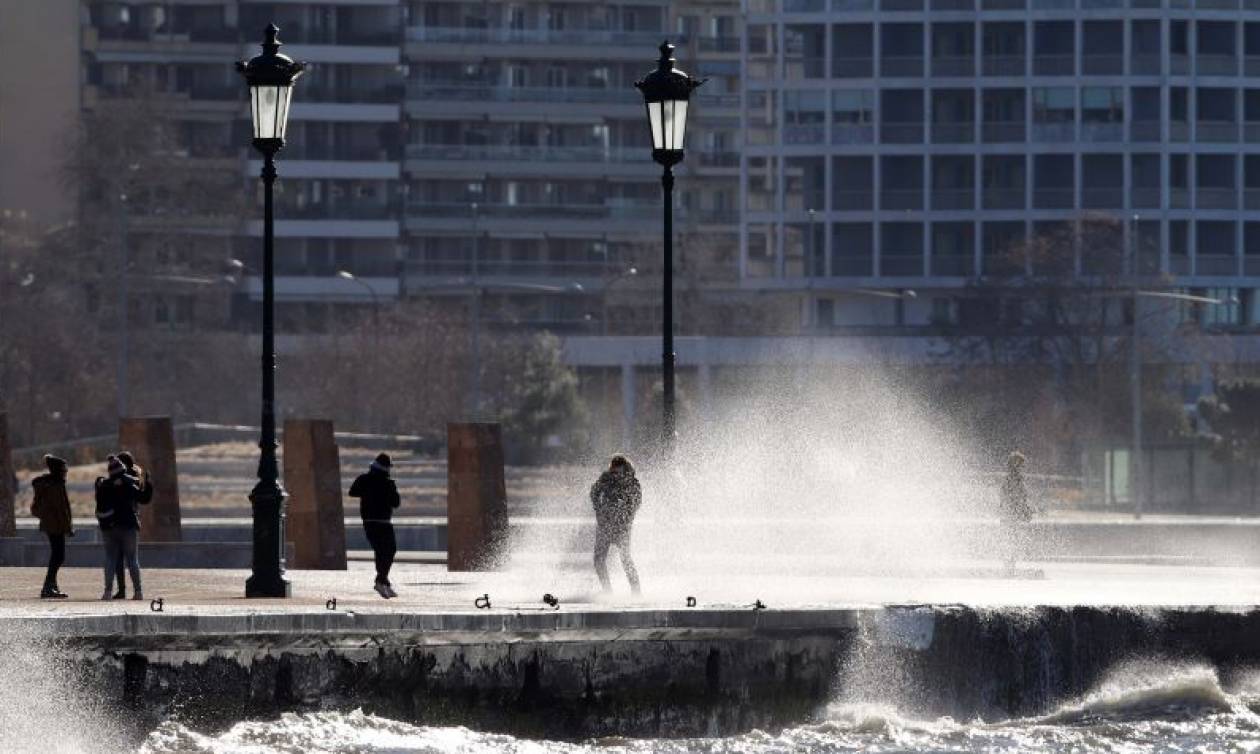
[636,41,702,455]
[238,25,304,599]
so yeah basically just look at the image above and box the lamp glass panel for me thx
[251,84,293,140]
[670,99,688,150]
[647,101,664,150]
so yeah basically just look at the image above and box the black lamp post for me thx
[635,41,701,453]
[237,25,304,598]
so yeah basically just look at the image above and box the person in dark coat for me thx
[590,454,642,593]
[999,451,1032,574]
[349,453,401,599]
[30,455,74,599]
[108,451,152,598]
[95,455,144,600]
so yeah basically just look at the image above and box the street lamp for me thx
[636,40,702,453]
[337,270,381,331]
[237,24,304,599]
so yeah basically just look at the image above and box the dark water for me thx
[137,665,1260,754]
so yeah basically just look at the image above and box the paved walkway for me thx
[2,560,1259,619]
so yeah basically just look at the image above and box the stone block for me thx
[118,417,182,541]
[447,422,508,571]
[0,412,13,537]
[283,419,346,570]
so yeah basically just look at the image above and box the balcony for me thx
[95,26,239,43]
[1197,55,1239,76]
[1033,188,1074,209]
[834,190,873,211]
[832,257,874,277]
[405,143,639,164]
[1082,55,1123,76]
[1197,122,1240,143]
[931,123,974,143]
[832,124,875,144]
[1197,188,1238,209]
[1081,122,1124,143]
[932,189,974,211]
[983,56,1025,77]
[982,121,1025,143]
[1197,255,1238,277]
[302,85,403,104]
[1032,122,1076,142]
[983,189,1025,210]
[881,254,924,277]
[273,203,399,221]
[881,122,924,144]
[932,57,975,77]
[406,82,633,105]
[406,201,659,223]
[1130,121,1162,142]
[881,190,924,211]
[832,58,875,78]
[881,56,924,78]
[1131,55,1162,75]
[784,125,826,144]
[1033,55,1074,76]
[1081,187,1124,209]
[697,36,740,53]
[405,26,670,48]
[785,57,826,79]
[931,254,974,277]
[1131,187,1161,209]
[405,258,625,280]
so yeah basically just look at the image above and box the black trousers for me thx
[594,525,640,593]
[44,533,65,589]
[363,521,397,585]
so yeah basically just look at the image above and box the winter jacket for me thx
[590,469,641,539]
[349,469,401,522]
[95,474,144,531]
[1000,468,1032,523]
[30,474,73,535]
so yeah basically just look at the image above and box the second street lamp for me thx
[636,41,702,454]
[237,25,304,598]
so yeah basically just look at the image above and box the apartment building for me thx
[741,0,1260,336]
[61,0,748,336]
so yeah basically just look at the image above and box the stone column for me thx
[283,419,346,570]
[447,422,508,571]
[118,417,182,541]
[0,412,14,537]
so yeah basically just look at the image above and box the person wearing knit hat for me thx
[349,452,401,598]
[30,455,74,599]
[111,451,153,599]
[95,454,143,600]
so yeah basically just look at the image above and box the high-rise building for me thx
[740,1,1260,337]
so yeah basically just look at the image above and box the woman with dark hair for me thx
[590,454,642,593]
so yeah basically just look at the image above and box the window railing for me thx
[983,189,1026,210]
[982,55,1025,77]
[697,36,740,53]
[1130,121,1162,142]
[831,124,875,144]
[1197,122,1239,142]
[1033,55,1075,76]
[932,56,975,77]
[1081,122,1124,142]
[982,121,1026,142]
[832,57,874,78]
[1082,54,1123,75]
[1081,187,1124,209]
[1032,122,1077,142]
[1197,188,1238,209]
[1033,188,1074,209]
[1131,55,1162,75]
[932,189,975,211]
[931,254,974,277]
[405,258,624,278]
[1131,187,1161,209]
[405,26,671,47]
[832,257,874,277]
[880,254,924,277]
[881,56,924,78]
[881,189,924,211]
[407,201,658,221]
[881,122,924,143]
[932,122,974,143]
[834,190,874,211]
[406,82,634,105]
[783,124,826,144]
[1197,55,1238,76]
[1197,255,1238,277]
[405,143,641,163]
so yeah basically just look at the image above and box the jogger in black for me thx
[590,454,643,594]
[349,453,401,598]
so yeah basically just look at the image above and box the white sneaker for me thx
[373,583,391,599]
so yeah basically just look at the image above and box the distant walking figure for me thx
[590,454,642,593]
[999,451,1033,574]
[109,451,153,599]
[349,453,401,599]
[30,455,73,599]
[95,455,144,600]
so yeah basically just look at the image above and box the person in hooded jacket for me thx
[349,453,401,599]
[107,451,153,599]
[590,454,642,593]
[30,455,74,599]
[95,455,144,600]
[999,450,1033,574]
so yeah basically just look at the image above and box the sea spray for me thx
[0,622,130,754]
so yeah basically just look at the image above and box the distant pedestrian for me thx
[110,451,153,599]
[349,453,401,599]
[590,454,642,593]
[30,455,74,599]
[999,451,1033,574]
[95,455,144,600]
